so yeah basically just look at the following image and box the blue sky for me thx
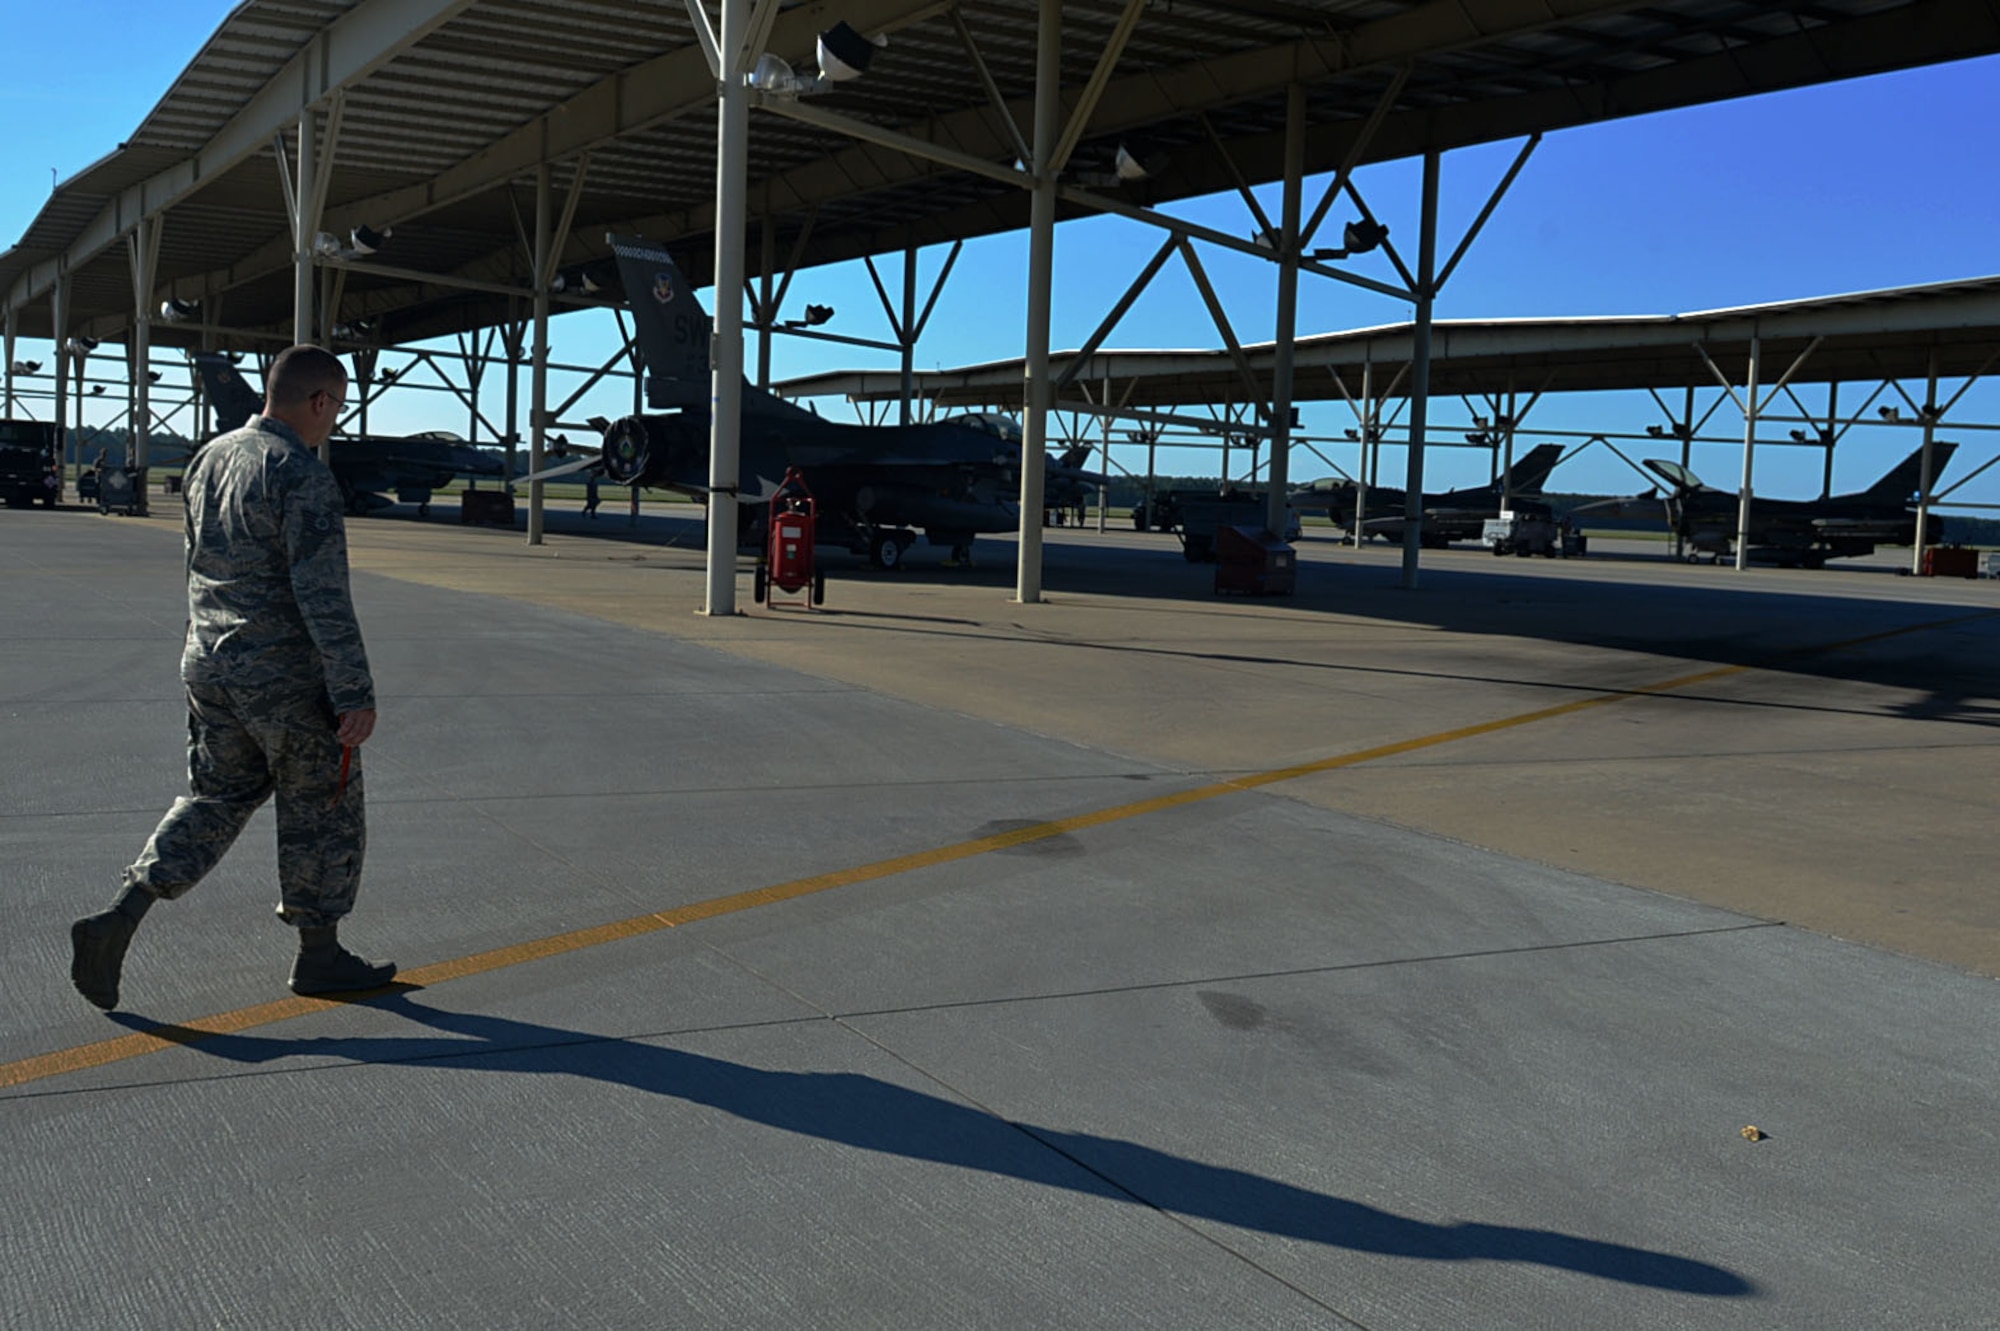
[3,4,1998,504]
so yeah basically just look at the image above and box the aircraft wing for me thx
[841,455,993,470]
[1569,493,1663,522]
[1050,463,1111,487]
[1809,516,1911,535]
[517,454,601,484]
[1352,514,1407,536]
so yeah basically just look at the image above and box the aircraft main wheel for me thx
[869,532,903,570]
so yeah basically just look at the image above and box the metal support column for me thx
[1015,0,1060,604]
[1098,382,1111,533]
[756,217,775,389]
[293,114,317,350]
[51,274,69,479]
[123,342,137,483]
[128,215,161,485]
[528,162,551,545]
[1732,337,1760,571]
[1912,351,1940,576]
[195,289,221,439]
[1266,83,1305,538]
[706,0,750,615]
[1354,358,1372,547]
[353,348,378,438]
[73,344,90,478]
[1398,148,1441,590]
[503,308,523,491]
[1822,382,1839,499]
[2,306,14,417]
[1678,384,1694,561]
[899,247,917,426]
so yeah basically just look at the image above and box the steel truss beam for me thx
[135,0,947,315]
[7,0,474,312]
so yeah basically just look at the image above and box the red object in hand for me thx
[329,745,353,810]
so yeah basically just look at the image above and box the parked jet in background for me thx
[1576,443,1953,566]
[1291,442,1567,547]
[531,234,1103,568]
[192,353,504,516]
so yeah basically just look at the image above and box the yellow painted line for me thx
[6,609,1991,1093]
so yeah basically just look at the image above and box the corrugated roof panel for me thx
[6,0,1999,343]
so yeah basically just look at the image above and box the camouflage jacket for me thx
[180,416,375,713]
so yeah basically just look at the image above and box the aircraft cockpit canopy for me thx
[410,430,467,442]
[1643,458,1704,491]
[945,412,1023,446]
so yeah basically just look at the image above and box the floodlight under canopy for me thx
[1114,143,1167,182]
[750,52,802,92]
[1341,219,1388,254]
[817,21,879,81]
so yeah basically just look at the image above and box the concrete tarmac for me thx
[4,499,1997,1329]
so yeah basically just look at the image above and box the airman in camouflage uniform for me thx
[71,345,395,1008]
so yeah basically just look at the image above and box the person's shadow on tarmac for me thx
[114,994,1751,1298]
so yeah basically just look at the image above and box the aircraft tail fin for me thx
[1501,442,1564,495]
[608,234,711,409]
[1057,442,1096,471]
[1861,441,1957,503]
[191,353,264,432]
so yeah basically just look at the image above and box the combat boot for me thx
[71,910,139,1010]
[289,925,396,995]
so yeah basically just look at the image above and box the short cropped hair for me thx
[265,345,348,407]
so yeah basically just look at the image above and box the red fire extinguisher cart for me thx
[755,467,826,608]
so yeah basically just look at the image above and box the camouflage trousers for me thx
[125,680,366,928]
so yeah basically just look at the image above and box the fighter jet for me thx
[191,352,505,517]
[1292,442,1568,547]
[531,234,1103,568]
[1576,442,1953,566]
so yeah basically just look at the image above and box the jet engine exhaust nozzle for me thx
[603,417,651,486]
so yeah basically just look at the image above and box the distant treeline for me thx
[45,427,192,467]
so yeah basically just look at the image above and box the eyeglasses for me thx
[312,388,347,412]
